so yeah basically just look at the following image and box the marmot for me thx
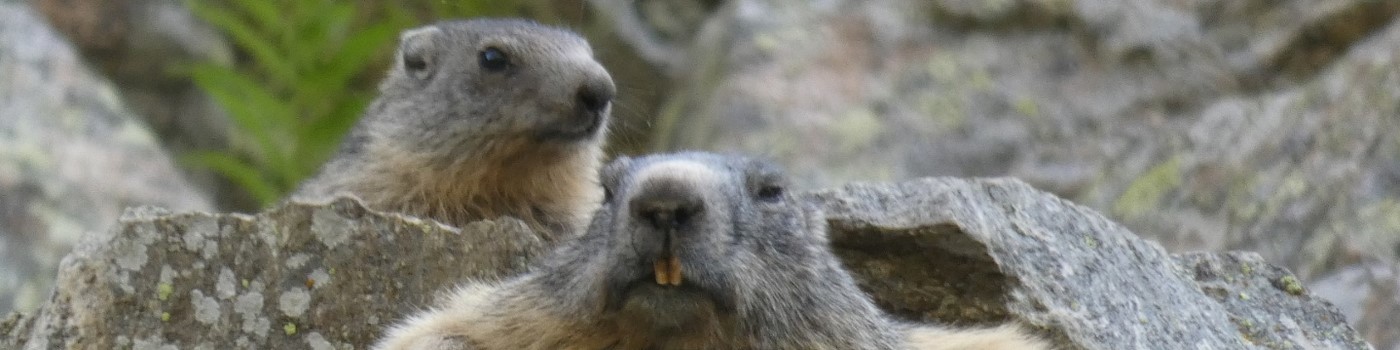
[293,19,615,237]
[373,152,1049,350]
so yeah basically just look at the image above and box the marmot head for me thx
[582,152,840,341]
[370,18,614,161]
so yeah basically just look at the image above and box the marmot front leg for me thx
[906,324,1049,350]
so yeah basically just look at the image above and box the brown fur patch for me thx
[349,134,603,239]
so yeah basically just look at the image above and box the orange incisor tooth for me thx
[667,255,682,286]
[654,259,669,285]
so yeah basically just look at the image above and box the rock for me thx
[0,2,213,315]
[3,198,550,349]
[2,178,1369,349]
[31,0,242,208]
[597,1,1400,346]
[811,178,1370,349]
[1176,252,1369,349]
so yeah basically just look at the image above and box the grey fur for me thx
[540,152,898,348]
[294,19,615,236]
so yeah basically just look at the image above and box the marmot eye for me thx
[756,185,783,202]
[479,47,510,72]
[602,186,614,204]
[403,53,427,72]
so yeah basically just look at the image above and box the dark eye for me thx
[602,186,614,204]
[479,47,510,72]
[403,52,427,72]
[756,184,783,202]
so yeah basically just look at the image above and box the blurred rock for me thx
[2,179,1371,349]
[1311,261,1400,350]
[31,0,240,207]
[0,2,212,314]
[598,1,1400,346]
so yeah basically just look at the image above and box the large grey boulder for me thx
[31,0,234,160]
[2,198,549,349]
[594,1,1400,346]
[2,179,1370,349]
[0,2,212,315]
[813,178,1369,349]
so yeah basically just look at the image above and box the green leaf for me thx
[300,22,398,105]
[188,0,298,89]
[188,64,296,175]
[184,151,281,207]
[228,0,282,37]
[297,96,367,167]
[182,0,454,206]
[289,1,355,70]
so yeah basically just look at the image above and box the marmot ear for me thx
[744,158,788,202]
[599,156,633,198]
[601,156,632,177]
[398,26,442,80]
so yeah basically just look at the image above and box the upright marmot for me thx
[294,19,615,236]
[373,152,1049,350]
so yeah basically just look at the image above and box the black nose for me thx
[630,187,705,231]
[576,79,615,115]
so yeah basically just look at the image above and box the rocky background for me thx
[0,0,1397,348]
[0,0,212,317]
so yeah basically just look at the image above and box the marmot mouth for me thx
[608,267,737,317]
[615,278,714,312]
[653,255,683,287]
[534,109,606,142]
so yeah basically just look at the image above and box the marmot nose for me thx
[576,78,615,115]
[630,187,705,231]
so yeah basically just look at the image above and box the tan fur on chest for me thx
[350,136,602,237]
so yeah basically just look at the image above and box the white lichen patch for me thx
[182,219,211,251]
[308,268,332,289]
[202,240,219,260]
[131,335,177,350]
[310,208,353,249]
[159,265,176,284]
[216,268,237,299]
[278,287,312,318]
[305,332,336,350]
[191,289,222,324]
[113,238,149,271]
[234,292,269,338]
[286,253,311,269]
